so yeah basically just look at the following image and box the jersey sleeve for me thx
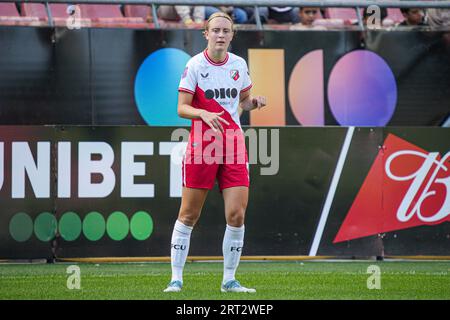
[240,59,252,92]
[178,59,197,95]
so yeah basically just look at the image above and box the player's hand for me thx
[199,110,230,133]
[252,96,267,110]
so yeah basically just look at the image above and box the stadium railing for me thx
[0,0,449,29]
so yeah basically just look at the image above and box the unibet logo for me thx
[205,88,238,100]
[9,211,153,242]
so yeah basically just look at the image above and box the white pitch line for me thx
[309,126,355,256]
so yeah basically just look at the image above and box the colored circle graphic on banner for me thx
[130,211,154,240]
[9,212,33,242]
[328,50,397,126]
[9,211,154,242]
[106,211,129,241]
[135,48,192,126]
[83,211,106,241]
[59,211,82,241]
[34,212,57,242]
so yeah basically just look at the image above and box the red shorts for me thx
[182,132,250,191]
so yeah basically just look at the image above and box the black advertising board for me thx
[0,126,448,259]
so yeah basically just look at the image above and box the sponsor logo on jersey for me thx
[205,88,238,100]
[200,73,209,79]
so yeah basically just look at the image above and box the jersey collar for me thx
[203,49,229,66]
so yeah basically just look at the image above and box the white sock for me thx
[222,224,245,284]
[170,220,193,283]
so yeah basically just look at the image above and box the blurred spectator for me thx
[427,8,450,28]
[243,6,269,24]
[205,6,248,24]
[427,9,450,52]
[398,8,427,26]
[268,6,300,23]
[291,7,326,30]
[157,5,204,27]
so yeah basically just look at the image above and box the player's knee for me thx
[227,207,246,227]
[178,209,200,226]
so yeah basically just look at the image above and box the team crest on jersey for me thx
[230,70,240,81]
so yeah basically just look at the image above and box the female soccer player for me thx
[164,12,266,293]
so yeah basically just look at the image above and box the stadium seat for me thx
[22,3,146,28]
[325,8,357,19]
[79,4,123,19]
[123,4,154,28]
[325,8,358,25]
[78,4,145,27]
[21,3,70,19]
[21,3,47,20]
[0,2,19,16]
[387,8,404,23]
[0,2,40,26]
[123,5,152,22]
[21,3,91,27]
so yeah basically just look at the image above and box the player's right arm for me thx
[178,59,229,133]
[177,92,229,133]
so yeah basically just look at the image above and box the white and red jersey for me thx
[179,50,252,190]
[178,49,252,131]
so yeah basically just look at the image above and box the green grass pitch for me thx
[0,261,449,299]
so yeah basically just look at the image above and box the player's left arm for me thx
[239,89,266,113]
